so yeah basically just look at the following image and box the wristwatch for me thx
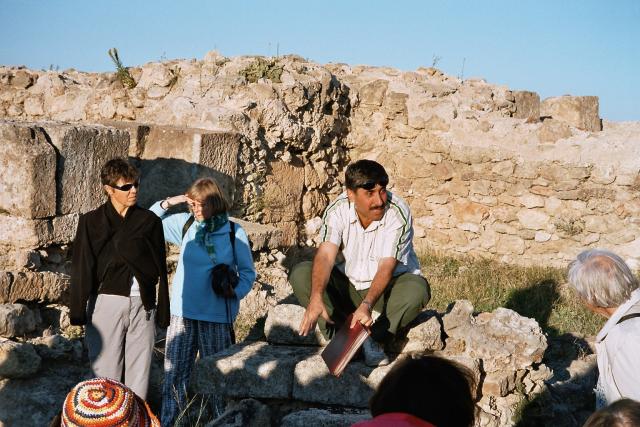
[361,300,373,312]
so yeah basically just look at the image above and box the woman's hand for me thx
[162,195,189,209]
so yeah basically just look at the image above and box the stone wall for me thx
[2,55,637,267]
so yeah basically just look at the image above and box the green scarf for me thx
[194,212,229,263]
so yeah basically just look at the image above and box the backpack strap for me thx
[617,312,640,325]
[181,215,195,240]
[229,221,237,268]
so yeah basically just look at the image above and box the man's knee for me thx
[289,261,312,288]
[392,274,430,309]
[289,261,313,306]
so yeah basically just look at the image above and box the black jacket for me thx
[69,201,170,327]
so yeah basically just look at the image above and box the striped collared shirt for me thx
[319,191,422,290]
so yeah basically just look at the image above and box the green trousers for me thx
[289,261,430,342]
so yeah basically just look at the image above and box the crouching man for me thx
[290,159,430,366]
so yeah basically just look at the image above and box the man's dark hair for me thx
[369,353,476,427]
[100,158,139,187]
[345,159,389,191]
[583,399,640,427]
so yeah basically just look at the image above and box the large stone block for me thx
[0,338,41,378]
[281,409,369,427]
[0,121,57,218]
[230,217,284,251]
[205,398,271,427]
[0,213,78,249]
[192,342,318,399]
[42,123,130,215]
[0,304,38,338]
[261,161,305,223]
[512,91,540,120]
[0,271,70,305]
[540,96,601,132]
[293,354,393,407]
[264,304,327,346]
[446,307,547,374]
[135,125,242,207]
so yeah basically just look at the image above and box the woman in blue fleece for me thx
[150,177,256,426]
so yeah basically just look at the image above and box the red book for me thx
[321,313,371,377]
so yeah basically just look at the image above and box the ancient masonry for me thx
[0,53,637,425]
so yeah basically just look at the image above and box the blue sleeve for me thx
[149,201,190,246]
[233,224,256,300]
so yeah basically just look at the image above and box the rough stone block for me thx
[0,271,70,305]
[540,96,601,132]
[0,338,41,378]
[0,121,57,218]
[0,303,38,338]
[264,304,327,346]
[136,125,241,208]
[359,79,389,106]
[0,214,78,249]
[205,398,271,427]
[192,342,318,399]
[261,161,305,223]
[28,334,83,361]
[281,409,369,427]
[390,311,444,353]
[37,123,129,215]
[512,91,540,120]
[230,217,284,251]
[482,371,518,397]
[293,354,393,407]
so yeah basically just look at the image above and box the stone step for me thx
[281,409,369,427]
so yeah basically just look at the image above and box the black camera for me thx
[211,263,239,298]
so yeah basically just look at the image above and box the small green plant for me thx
[240,58,283,83]
[108,47,136,89]
[168,66,181,91]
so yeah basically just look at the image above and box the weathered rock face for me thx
[0,304,39,338]
[190,302,553,426]
[0,338,41,378]
[541,96,602,132]
[2,55,635,268]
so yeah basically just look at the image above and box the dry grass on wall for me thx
[419,250,604,337]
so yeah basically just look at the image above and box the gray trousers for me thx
[85,294,155,399]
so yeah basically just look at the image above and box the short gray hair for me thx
[567,249,639,307]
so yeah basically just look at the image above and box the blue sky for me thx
[1,1,638,121]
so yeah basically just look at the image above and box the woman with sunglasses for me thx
[70,158,170,401]
[149,177,256,426]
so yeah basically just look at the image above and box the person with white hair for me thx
[567,249,640,408]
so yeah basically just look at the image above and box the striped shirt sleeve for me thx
[319,197,347,246]
[379,200,412,262]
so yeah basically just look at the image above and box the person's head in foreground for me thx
[583,398,640,427]
[185,177,230,222]
[353,353,477,427]
[60,377,159,426]
[567,249,639,317]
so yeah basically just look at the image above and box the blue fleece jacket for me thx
[150,202,256,323]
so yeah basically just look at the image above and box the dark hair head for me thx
[186,177,230,215]
[369,353,476,427]
[345,160,389,191]
[100,158,139,187]
[583,399,640,427]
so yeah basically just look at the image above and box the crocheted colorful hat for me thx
[61,378,159,426]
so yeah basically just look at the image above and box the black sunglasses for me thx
[111,181,139,191]
[358,177,389,190]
